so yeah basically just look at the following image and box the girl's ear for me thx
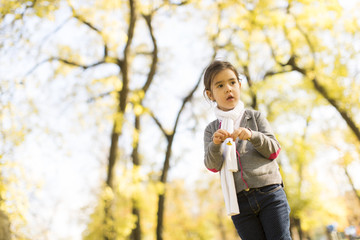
[206,90,214,101]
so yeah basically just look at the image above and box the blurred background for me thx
[1,0,360,239]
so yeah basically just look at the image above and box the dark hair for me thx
[203,60,240,99]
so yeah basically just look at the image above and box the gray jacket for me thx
[204,109,283,193]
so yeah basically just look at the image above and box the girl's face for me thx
[206,68,241,111]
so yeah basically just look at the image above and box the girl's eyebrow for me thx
[213,78,236,86]
[213,80,223,86]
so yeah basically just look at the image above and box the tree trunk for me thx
[130,116,142,240]
[0,211,10,240]
[152,44,216,238]
[154,75,203,240]
[131,205,141,240]
[217,210,227,240]
[156,135,174,240]
[130,11,158,239]
[104,0,136,239]
[344,167,360,204]
[106,123,120,189]
[290,217,303,240]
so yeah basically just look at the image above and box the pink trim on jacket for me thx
[206,121,222,173]
[269,148,281,160]
[207,168,219,173]
[237,150,249,189]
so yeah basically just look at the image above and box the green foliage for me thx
[164,180,215,240]
[83,172,136,240]
[0,0,60,22]
[83,167,164,239]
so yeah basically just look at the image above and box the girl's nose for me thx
[225,84,231,92]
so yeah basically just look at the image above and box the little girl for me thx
[203,60,292,240]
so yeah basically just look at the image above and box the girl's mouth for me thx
[227,96,234,101]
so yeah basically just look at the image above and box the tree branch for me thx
[150,112,171,141]
[312,77,360,141]
[142,13,158,93]
[68,3,109,58]
[344,167,360,203]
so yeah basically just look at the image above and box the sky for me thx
[2,0,360,239]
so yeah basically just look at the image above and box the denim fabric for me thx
[231,184,292,240]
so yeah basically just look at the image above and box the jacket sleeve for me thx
[204,122,224,173]
[249,112,281,160]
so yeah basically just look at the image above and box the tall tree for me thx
[129,8,158,240]
[151,68,206,240]
[150,1,243,237]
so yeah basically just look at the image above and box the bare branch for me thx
[286,11,316,70]
[19,0,38,21]
[123,0,136,63]
[263,70,293,79]
[263,29,282,66]
[68,3,109,58]
[39,17,72,46]
[150,112,171,140]
[86,91,113,103]
[312,77,360,141]
[53,57,106,69]
[153,0,189,12]
[344,167,360,203]
[141,13,158,93]
[170,0,189,6]
[24,57,106,78]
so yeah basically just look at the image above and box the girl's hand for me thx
[212,129,231,145]
[231,128,252,141]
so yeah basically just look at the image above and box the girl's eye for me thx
[231,81,236,85]
[217,84,223,88]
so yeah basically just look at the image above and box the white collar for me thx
[214,101,245,122]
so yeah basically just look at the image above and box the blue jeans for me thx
[231,184,292,240]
